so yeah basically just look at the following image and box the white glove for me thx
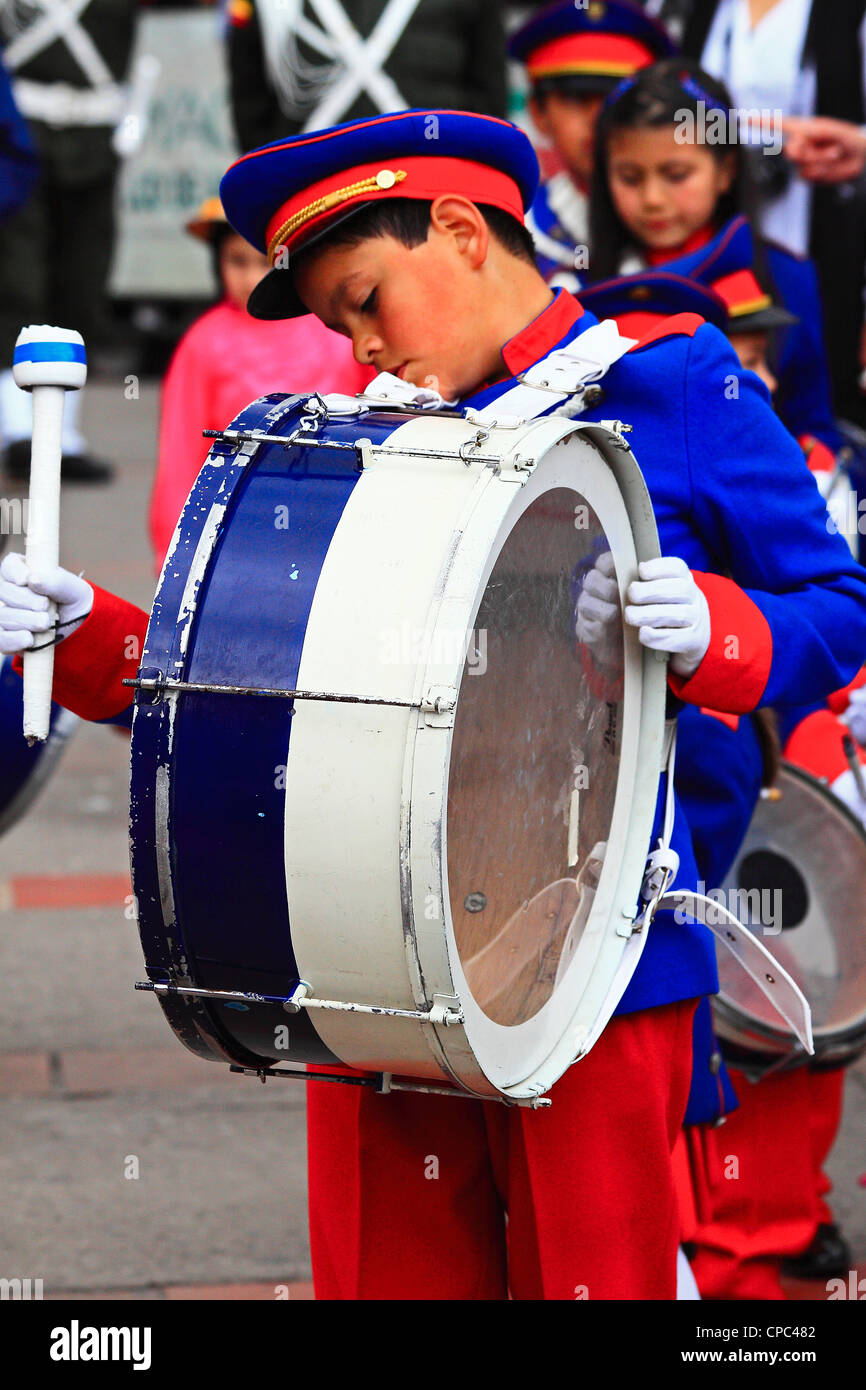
[0,551,93,656]
[624,556,710,678]
[575,550,619,647]
[830,767,866,829]
[842,684,866,746]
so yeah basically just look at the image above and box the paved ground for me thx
[0,375,864,1301]
[1,376,312,1300]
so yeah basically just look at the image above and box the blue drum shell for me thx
[130,393,411,1068]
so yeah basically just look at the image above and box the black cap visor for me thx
[531,72,632,100]
[246,202,378,320]
[726,303,797,334]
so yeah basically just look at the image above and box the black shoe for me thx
[781,1223,852,1280]
[3,439,31,480]
[60,452,115,484]
[4,441,114,484]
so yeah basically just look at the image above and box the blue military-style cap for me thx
[509,0,676,94]
[578,271,728,335]
[220,110,540,319]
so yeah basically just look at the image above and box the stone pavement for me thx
[0,377,864,1302]
[0,378,312,1300]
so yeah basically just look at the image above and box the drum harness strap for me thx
[334,320,640,426]
[474,319,640,426]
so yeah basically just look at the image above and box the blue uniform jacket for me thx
[674,705,766,1123]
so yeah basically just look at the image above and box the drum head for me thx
[417,420,667,1097]
[715,762,866,1065]
[447,488,623,1028]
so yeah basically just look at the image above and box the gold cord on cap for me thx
[267,169,408,264]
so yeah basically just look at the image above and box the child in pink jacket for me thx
[148,197,372,570]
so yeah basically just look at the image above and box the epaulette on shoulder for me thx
[626,313,706,352]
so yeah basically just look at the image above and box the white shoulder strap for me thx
[575,721,814,1062]
[475,319,638,425]
[655,889,814,1054]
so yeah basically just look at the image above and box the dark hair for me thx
[210,221,236,293]
[310,196,537,266]
[588,58,759,280]
[532,75,623,103]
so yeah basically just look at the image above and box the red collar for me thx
[645,223,715,267]
[501,290,585,377]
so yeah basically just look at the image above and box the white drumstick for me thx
[12,325,87,744]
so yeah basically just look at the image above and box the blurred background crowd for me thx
[3,0,866,508]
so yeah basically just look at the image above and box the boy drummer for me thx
[1,110,865,1299]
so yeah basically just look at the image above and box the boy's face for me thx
[219,232,270,310]
[530,90,605,187]
[728,329,777,395]
[292,202,509,402]
[607,126,734,253]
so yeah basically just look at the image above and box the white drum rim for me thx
[406,420,667,1098]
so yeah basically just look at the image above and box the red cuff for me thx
[666,571,772,713]
[699,706,740,731]
[798,434,836,473]
[12,583,149,722]
[784,708,865,783]
[827,663,866,717]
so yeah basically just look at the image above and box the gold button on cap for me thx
[376,169,398,189]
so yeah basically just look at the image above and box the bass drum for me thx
[714,761,866,1073]
[129,393,667,1102]
[0,655,78,837]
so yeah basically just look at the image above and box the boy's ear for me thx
[429,196,490,268]
[529,93,551,137]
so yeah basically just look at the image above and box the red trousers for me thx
[675,1065,846,1300]
[306,999,697,1300]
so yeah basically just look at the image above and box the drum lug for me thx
[598,419,634,449]
[422,685,457,727]
[430,993,463,1025]
[354,437,375,468]
[500,450,538,480]
[284,980,312,1013]
[136,667,165,705]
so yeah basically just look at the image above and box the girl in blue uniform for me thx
[588,57,844,455]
